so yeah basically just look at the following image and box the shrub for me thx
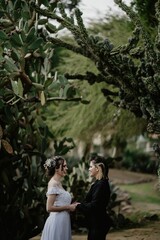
[122,149,158,173]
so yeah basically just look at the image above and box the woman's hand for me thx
[68,202,80,212]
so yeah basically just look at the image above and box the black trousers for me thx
[87,228,107,240]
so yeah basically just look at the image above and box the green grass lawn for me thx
[118,181,160,224]
[119,181,160,205]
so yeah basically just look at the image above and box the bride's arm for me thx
[46,194,77,212]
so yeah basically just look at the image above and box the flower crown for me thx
[44,158,56,168]
[43,156,63,168]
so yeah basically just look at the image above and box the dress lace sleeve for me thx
[46,186,61,196]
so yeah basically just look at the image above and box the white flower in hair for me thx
[44,158,56,168]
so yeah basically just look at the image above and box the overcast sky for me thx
[79,0,131,25]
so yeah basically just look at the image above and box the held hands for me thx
[68,202,80,212]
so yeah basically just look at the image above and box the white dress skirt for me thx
[41,186,72,240]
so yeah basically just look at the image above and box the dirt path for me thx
[107,221,160,240]
[31,220,160,240]
[108,168,157,184]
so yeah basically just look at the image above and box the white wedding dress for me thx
[41,186,72,240]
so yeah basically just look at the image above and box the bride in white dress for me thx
[41,156,77,240]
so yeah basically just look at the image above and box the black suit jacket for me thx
[76,178,111,230]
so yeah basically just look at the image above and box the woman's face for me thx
[57,160,68,177]
[89,161,98,178]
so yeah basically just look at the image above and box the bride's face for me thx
[57,160,68,177]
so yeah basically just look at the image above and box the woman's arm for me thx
[46,194,77,212]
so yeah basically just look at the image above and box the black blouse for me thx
[76,178,111,229]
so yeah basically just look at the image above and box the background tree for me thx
[34,0,160,135]
[45,16,147,159]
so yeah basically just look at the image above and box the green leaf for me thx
[0,100,4,109]
[18,18,24,30]
[63,84,70,98]
[23,21,29,32]
[65,85,76,98]
[46,22,57,33]
[11,49,20,61]
[48,48,54,59]
[60,146,71,155]
[17,78,23,97]
[28,37,44,50]
[58,75,68,85]
[4,57,19,73]
[0,30,8,40]
[59,87,63,97]
[38,18,48,25]
[11,80,19,95]
[25,26,36,44]
[40,91,46,106]
[43,42,53,50]
[20,1,31,20]
[54,71,58,81]
[44,57,50,73]
[32,82,44,90]
[44,78,53,88]
[11,79,23,97]
[20,30,26,42]
[10,32,23,47]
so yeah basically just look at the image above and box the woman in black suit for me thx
[76,155,111,240]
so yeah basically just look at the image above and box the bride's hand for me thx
[68,202,80,211]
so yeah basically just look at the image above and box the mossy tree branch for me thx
[33,1,160,133]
